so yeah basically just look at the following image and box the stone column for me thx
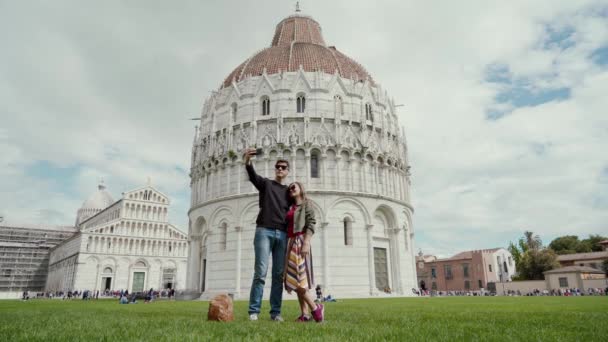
[94,264,101,292]
[305,152,311,188]
[336,155,341,190]
[390,228,402,294]
[372,161,378,194]
[320,222,330,293]
[235,226,242,297]
[360,158,366,193]
[366,224,376,295]
[226,164,231,197]
[321,153,328,189]
[237,161,243,194]
[349,156,356,191]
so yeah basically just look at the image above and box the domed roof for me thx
[222,14,374,88]
[80,181,114,211]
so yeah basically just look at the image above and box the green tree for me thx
[524,231,542,251]
[549,235,581,255]
[508,241,522,269]
[508,231,559,280]
[581,234,608,252]
[518,248,560,280]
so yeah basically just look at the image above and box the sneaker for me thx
[270,315,284,322]
[249,314,259,321]
[295,315,311,322]
[311,304,324,322]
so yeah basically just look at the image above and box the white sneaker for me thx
[249,314,259,321]
[271,315,284,322]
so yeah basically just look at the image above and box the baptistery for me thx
[186,11,416,298]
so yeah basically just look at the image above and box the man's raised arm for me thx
[244,148,265,190]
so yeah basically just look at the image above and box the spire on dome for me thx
[295,1,301,13]
[98,178,106,191]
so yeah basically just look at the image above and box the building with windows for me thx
[416,248,516,292]
[186,9,416,298]
[46,182,188,294]
[556,251,608,270]
[46,184,187,292]
[544,266,605,291]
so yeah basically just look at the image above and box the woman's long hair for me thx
[288,181,307,204]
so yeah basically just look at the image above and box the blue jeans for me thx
[248,227,287,316]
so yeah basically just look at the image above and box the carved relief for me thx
[259,125,276,148]
[309,121,334,147]
[216,132,227,156]
[235,128,250,152]
[341,125,359,149]
[285,123,301,147]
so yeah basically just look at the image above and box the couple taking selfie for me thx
[244,148,324,323]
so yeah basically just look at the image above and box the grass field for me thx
[1,297,607,341]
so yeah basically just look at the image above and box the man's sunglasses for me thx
[275,165,288,171]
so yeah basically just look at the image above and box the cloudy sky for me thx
[1,0,607,257]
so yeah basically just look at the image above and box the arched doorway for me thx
[101,267,114,291]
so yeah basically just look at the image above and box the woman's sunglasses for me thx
[289,185,297,191]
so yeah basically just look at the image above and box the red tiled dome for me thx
[222,15,374,88]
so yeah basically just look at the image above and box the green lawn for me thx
[0,297,607,341]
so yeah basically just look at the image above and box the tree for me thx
[508,231,559,280]
[518,249,560,280]
[524,231,542,251]
[581,234,608,252]
[548,234,607,254]
[508,241,522,270]
[549,235,582,255]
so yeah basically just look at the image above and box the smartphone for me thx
[254,147,263,156]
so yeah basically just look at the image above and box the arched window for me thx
[261,96,270,116]
[343,217,353,246]
[231,102,237,122]
[311,153,319,178]
[365,103,373,122]
[220,223,228,250]
[334,95,343,116]
[297,94,306,113]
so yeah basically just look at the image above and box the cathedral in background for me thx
[0,181,187,298]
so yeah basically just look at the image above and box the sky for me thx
[1,0,607,257]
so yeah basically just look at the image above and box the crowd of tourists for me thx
[20,288,177,301]
[511,287,608,296]
[414,287,608,297]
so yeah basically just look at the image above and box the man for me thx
[244,148,290,322]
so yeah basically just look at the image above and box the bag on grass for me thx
[207,294,234,322]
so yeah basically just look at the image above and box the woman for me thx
[284,181,324,322]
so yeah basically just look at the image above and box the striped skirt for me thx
[284,235,314,294]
